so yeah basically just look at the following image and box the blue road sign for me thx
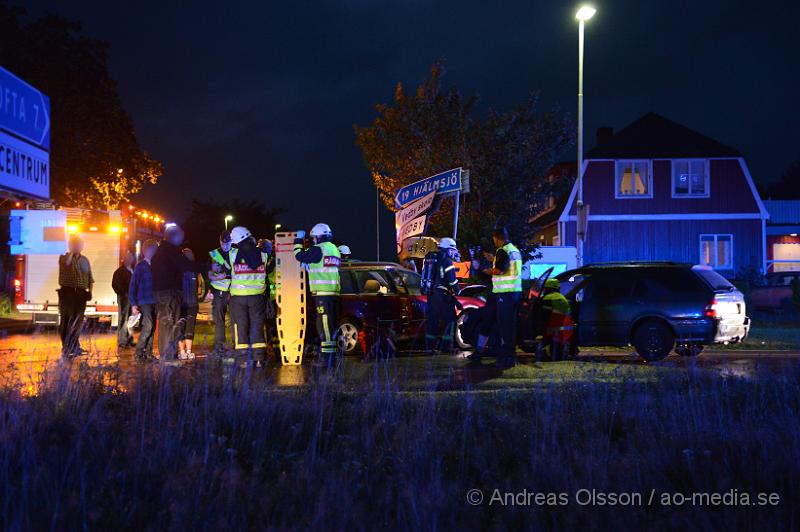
[0,66,50,150]
[1,66,50,199]
[394,168,462,209]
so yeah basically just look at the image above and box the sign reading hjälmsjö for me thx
[0,66,51,200]
[394,168,463,209]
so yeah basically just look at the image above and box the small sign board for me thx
[396,214,427,252]
[395,190,435,229]
[398,236,439,261]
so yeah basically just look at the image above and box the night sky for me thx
[24,0,800,259]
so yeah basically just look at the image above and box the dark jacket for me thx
[182,271,200,309]
[235,239,265,270]
[112,266,133,296]
[433,251,460,295]
[151,240,205,292]
[129,260,155,306]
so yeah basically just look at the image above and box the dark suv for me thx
[553,262,750,360]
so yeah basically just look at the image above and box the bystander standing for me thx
[58,235,94,358]
[130,240,158,361]
[112,251,136,349]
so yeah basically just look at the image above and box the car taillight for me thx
[705,298,718,318]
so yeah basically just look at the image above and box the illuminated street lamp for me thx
[575,4,596,267]
[274,223,282,234]
[224,215,234,230]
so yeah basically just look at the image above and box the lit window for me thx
[673,160,709,197]
[700,234,733,269]
[615,160,651,198]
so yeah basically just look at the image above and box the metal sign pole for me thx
[376,188,380,261]
[453,190,460,239]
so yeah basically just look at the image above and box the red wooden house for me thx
[557,113,768,277]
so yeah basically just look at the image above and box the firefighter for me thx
[208,231,233,356]
[338,245,352,260]
[473,227,523,368]
[228,226,270,365]
[541,278,574,361]
[424,237,461,355]
[294,223,341,364]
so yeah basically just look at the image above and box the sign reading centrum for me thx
[0,66,51,200]
[394,167,462,209]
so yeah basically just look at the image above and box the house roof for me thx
[764,200,800,225]
[587,112,741,159]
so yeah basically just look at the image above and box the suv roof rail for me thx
[582,261,692,268]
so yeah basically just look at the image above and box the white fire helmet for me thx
[438,237,457,251]
[230,226,252,245]
[338,245,351,256]
[310,223,332,238]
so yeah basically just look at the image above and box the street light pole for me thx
[575,5,596,267]
[224,215,233,230]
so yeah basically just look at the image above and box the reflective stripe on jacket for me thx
[543,291,573,342]
[492,242,523,293]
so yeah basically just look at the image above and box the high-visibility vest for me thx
[543,291,574,343]
[492,242,522,293]
[306,241,341,295]
[208,247,232,291]
[228,248,269,296]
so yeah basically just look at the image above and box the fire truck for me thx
[9,205,165,326]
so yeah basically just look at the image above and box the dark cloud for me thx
[22,0,800,258]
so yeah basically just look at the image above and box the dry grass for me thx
[0,357,798,530]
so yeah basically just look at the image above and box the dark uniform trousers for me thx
[135,304,156,359]
[230,294,267,361]
[58,287,87,355]
[426,288,456,351]
[155,289,182,361]
[496,291,521,357]
[211,288,231,351]
[315,295,340,356]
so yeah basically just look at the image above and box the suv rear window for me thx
[692,266,735,291]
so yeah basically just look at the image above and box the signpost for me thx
[0,66,51,200]
[394,167,463,209]
[393,167,470,255]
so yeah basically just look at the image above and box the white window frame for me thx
[672,159,710,198]
[615,159,653,199]
[699,233,734,270]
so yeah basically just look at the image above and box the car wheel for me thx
[632,320,674,361]
[675,344,704,357]
[455,310,473,350]
[336,320,362,355]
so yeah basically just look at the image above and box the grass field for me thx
[1,355,798,530]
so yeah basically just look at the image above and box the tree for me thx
[180,199,283,259]
[0,2,162,208]
[354,61,573,251]
[762,160,800,199]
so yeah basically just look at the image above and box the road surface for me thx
[2,325,800,395]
